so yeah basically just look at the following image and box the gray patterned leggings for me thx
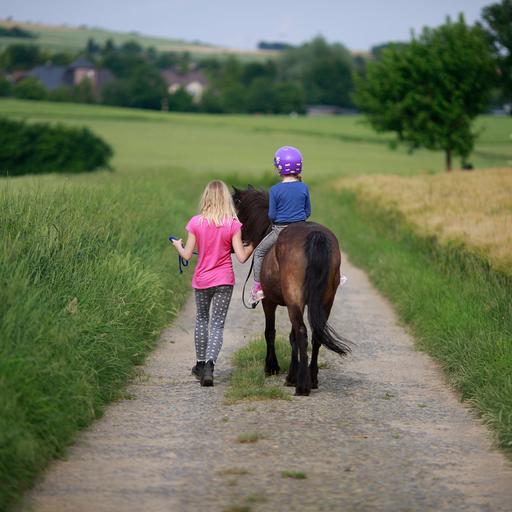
[253,224,287,282]
[194,285,233,363]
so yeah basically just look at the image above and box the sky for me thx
[0,0,493,51]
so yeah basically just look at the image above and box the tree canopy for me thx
[354,16,496,170]
[480,0,512,109]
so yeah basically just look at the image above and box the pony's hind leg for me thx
[263,300,280,375]
[288,306,311,396]
[310,300,334,389]
[285,329,298,387]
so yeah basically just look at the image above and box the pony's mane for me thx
[232,186,271,246]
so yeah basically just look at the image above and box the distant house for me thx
[160,70,208,102]
[24,57,113,92]
[306,105,359,116]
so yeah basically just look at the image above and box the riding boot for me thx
[201,360,214,387]
[191,361,205,380]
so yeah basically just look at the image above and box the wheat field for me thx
[337,168,512,274]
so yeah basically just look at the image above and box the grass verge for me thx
[314,186,512,453]
[0,171,201,510]
[225,337,291,404]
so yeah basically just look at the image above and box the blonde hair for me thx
[198,180,238,226]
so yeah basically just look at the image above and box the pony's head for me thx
[232,185,271,246]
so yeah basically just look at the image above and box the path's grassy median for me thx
[314,185,512,453]
[225,338,291,404]
[0,170,201,510]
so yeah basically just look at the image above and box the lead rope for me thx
[168,236,196,274]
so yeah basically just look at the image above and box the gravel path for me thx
[24,255,512,512]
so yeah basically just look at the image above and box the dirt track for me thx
[24,256,512,512]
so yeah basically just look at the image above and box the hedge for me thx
[0,117,113,175]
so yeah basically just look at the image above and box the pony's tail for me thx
[304,231,351,356]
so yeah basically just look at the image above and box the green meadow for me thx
[1,99,511,178]
[0,98,511,509]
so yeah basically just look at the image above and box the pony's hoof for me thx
[294,389,311,397]
[311,383,318,389]
[284,379,295,387]
[265,366,280,376]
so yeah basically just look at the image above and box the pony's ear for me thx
[248,184,255,190]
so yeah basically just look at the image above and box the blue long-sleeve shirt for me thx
[268,181,311,223]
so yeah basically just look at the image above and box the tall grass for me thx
[314,186,512,452]
[0,170,201,510]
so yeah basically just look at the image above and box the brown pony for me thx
[233,186,350,396]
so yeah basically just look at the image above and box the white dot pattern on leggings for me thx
[194,285,233,363]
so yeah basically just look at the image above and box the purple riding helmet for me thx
[273,146,303,176]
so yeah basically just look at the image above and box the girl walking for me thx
[171,180,253,386]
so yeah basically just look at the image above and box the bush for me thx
[71,77,96,104]
[0,26,35,38]
[0,44,41,70]
[47,86,72,102]
[101,63,166,110]
[13,77,47,100]
[167,87,195,112]
[0,118,113,176]
[0,77,12,97]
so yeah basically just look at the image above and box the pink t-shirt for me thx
[186,215,242,289]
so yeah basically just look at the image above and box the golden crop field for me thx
[337,168,512,275]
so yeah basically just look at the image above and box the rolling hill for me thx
[0,18,277,61]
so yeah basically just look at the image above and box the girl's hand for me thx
[171,238,183,249]
[232,231,253,263]
[173,234,196,261]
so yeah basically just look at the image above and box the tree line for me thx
[0,35,356,114]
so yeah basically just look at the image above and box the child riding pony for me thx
[233,148,350,396]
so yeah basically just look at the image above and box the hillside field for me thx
[0,19,276,61]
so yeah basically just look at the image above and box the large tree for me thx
[480,0,512,110]
[354,16,496,170]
